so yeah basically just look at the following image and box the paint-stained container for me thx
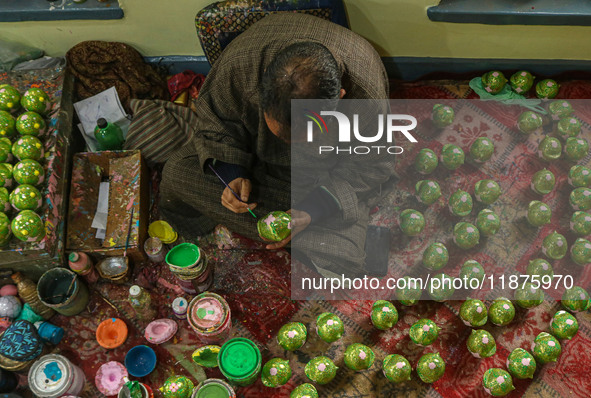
[218,338,262,387]
[37,268,89,316]
[191,379,236,398]
[187,292,231,345]
[28,354,86,397]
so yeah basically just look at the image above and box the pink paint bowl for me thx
[95,361,128,396]
[144,319,178,345]
[96,318,128,349]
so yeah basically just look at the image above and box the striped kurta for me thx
[160,13,395,275]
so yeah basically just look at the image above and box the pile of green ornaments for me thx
[0,84,51,245]
[481,70,560,99]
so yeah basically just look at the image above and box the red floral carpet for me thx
[43,79,591,398]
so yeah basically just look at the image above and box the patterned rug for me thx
[40,79,591,398]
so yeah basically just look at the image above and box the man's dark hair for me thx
[260,42,342,140]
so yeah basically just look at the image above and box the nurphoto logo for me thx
[305,110,418,155]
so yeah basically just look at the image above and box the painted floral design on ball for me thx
[11,136,44,162]
[483,368,515,396]
[383,354,411,383]
[9,184,42,211]
[13,159,44,186]
[20,88,51,115]
[11,209,45,242]
[343,343,375,371]
[506,348,536,379]
[316,312,344,343]
[257,210,291,242]
[277,322,307,351]
[261,358,291,388]
[0,111,16,138]
[0,85,21,113]
[416,352,445,383]
[304,356,337,385]
[16,111,46,137]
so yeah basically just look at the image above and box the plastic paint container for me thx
[28,354,86,397]
[187,292,232,345]
[172,297,189,320]
[34,321,65,345]
[166,243,201,271]
[218,338,261,387]
[191,379,236,398]
[118,382,153,398]
[37,268,89,316]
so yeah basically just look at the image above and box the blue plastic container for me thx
[124,345,157,377]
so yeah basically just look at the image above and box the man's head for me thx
[261,42,345,142]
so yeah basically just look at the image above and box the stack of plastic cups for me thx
[166,243,214,294]
[187,292,232,345]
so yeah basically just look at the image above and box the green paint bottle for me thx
[94,118,124,150]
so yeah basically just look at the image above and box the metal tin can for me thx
[191,378,236,398]
[37,268,89,316]
[144,237,166,263]
[172,297,189,320]
[218,338,261,387]
[187,292,232,345]
[29,354,86,397]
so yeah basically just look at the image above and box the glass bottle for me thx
[128,285,156,321]
[11,272,55,320]
[68,252,99,283]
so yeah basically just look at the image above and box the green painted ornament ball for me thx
[261,358,291,388]
[257,211,291,242]
[535,79,560,99]
[432,104,455,128]
[9,184,42,211]
[550,310,579,340]
[11,209,45,243]
[304,356,337,385]
[481,71,507,94]
[20,87,51,115]
[488,297,515,326]
[0,111,16,138]
[0,85,21,113]
[383,354,411,383]
[290,383,318,398]
[11,135,44,162]
[483,368,515,396]
[416,352,445,383]
[370,300,398,330]
[277,322,307,351]
[316,312,344,343]
[510,70,534,94]
[506,348,536,380]
[13,159,44,186]
[343,343,375,371]
[16,111,46,136]
[467,329,496,358]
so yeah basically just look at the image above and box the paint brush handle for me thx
[208,164,257,218]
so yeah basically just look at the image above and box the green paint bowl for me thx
[166,243,201,272]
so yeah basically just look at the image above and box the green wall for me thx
[3,0,591,59]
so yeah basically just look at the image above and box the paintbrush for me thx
[124,207,135,258]
[208,164,257,218]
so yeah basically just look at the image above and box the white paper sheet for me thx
[73,87,131,151]
[92,182,110,239]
